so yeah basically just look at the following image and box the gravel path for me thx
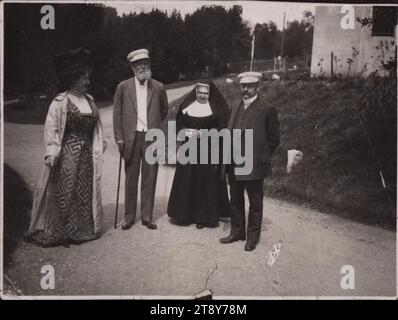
[2,85,396,298]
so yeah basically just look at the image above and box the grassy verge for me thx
[4,97,114,125]
[3,164,32,268]
[222,76,396,229]
[4,98,51,124]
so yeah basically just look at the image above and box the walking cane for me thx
[114,153,123,229]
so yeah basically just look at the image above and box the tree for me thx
[254,22,281,59]
[185,5,251,76]
[284,11,314,58]
[4,3,253,97]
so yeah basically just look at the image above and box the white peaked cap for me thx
[127,48,150,63]
[238,71,262,84]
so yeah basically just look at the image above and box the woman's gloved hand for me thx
[45,155,57,167]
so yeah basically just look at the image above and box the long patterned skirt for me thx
[28,101,99,247]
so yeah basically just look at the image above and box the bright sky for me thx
[110,1,316,30]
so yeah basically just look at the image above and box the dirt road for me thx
[2,85,396,298]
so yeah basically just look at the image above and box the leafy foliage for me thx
[253,11,314,59]
[4,3,251,99]
[5,3,314,100]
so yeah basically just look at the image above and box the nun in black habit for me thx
[167,81,231,229]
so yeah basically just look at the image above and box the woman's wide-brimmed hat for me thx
[54,47,92,76]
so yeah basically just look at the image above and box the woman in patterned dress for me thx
[26,48,107,247]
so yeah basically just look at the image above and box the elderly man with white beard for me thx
[113,49,168,231]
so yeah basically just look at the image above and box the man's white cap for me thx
[127,48,150,63]
[238,71,262,84]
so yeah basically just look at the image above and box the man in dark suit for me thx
[113,49,168,230]
[220,71,280,251]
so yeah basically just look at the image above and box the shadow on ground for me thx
[3,164,32,269]
[101,197,168,234]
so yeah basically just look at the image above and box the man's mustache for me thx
[135,69,152,80]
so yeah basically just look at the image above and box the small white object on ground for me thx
[194,288,213,299]
[272,74,281,80]
[226,78,233,83]
[267,241,283,267]
[287,149,303,173]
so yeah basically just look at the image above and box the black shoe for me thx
[62,242,70,248]
[142,221,157,230]
[208,222,219,228]
[244,242,257,251]
[196,224,205,229]
[219,234,245,244]
[121,221,134,230]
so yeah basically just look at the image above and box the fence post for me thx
[331,52,334,77]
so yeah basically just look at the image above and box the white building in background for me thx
[310,6,397,77]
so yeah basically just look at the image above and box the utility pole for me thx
[250,31,255,71]
[280,12,286,58]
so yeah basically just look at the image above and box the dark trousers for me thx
[229,174,264,244]
[124,131,158,224]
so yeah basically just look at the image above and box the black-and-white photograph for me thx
[1,0,397,301]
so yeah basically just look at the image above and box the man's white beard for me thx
[136,70,151,81]
[145,70,152,80]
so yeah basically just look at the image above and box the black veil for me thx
[177,80,230,129]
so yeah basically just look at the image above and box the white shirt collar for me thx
[135,77,147,89]
[243,94,258,108]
